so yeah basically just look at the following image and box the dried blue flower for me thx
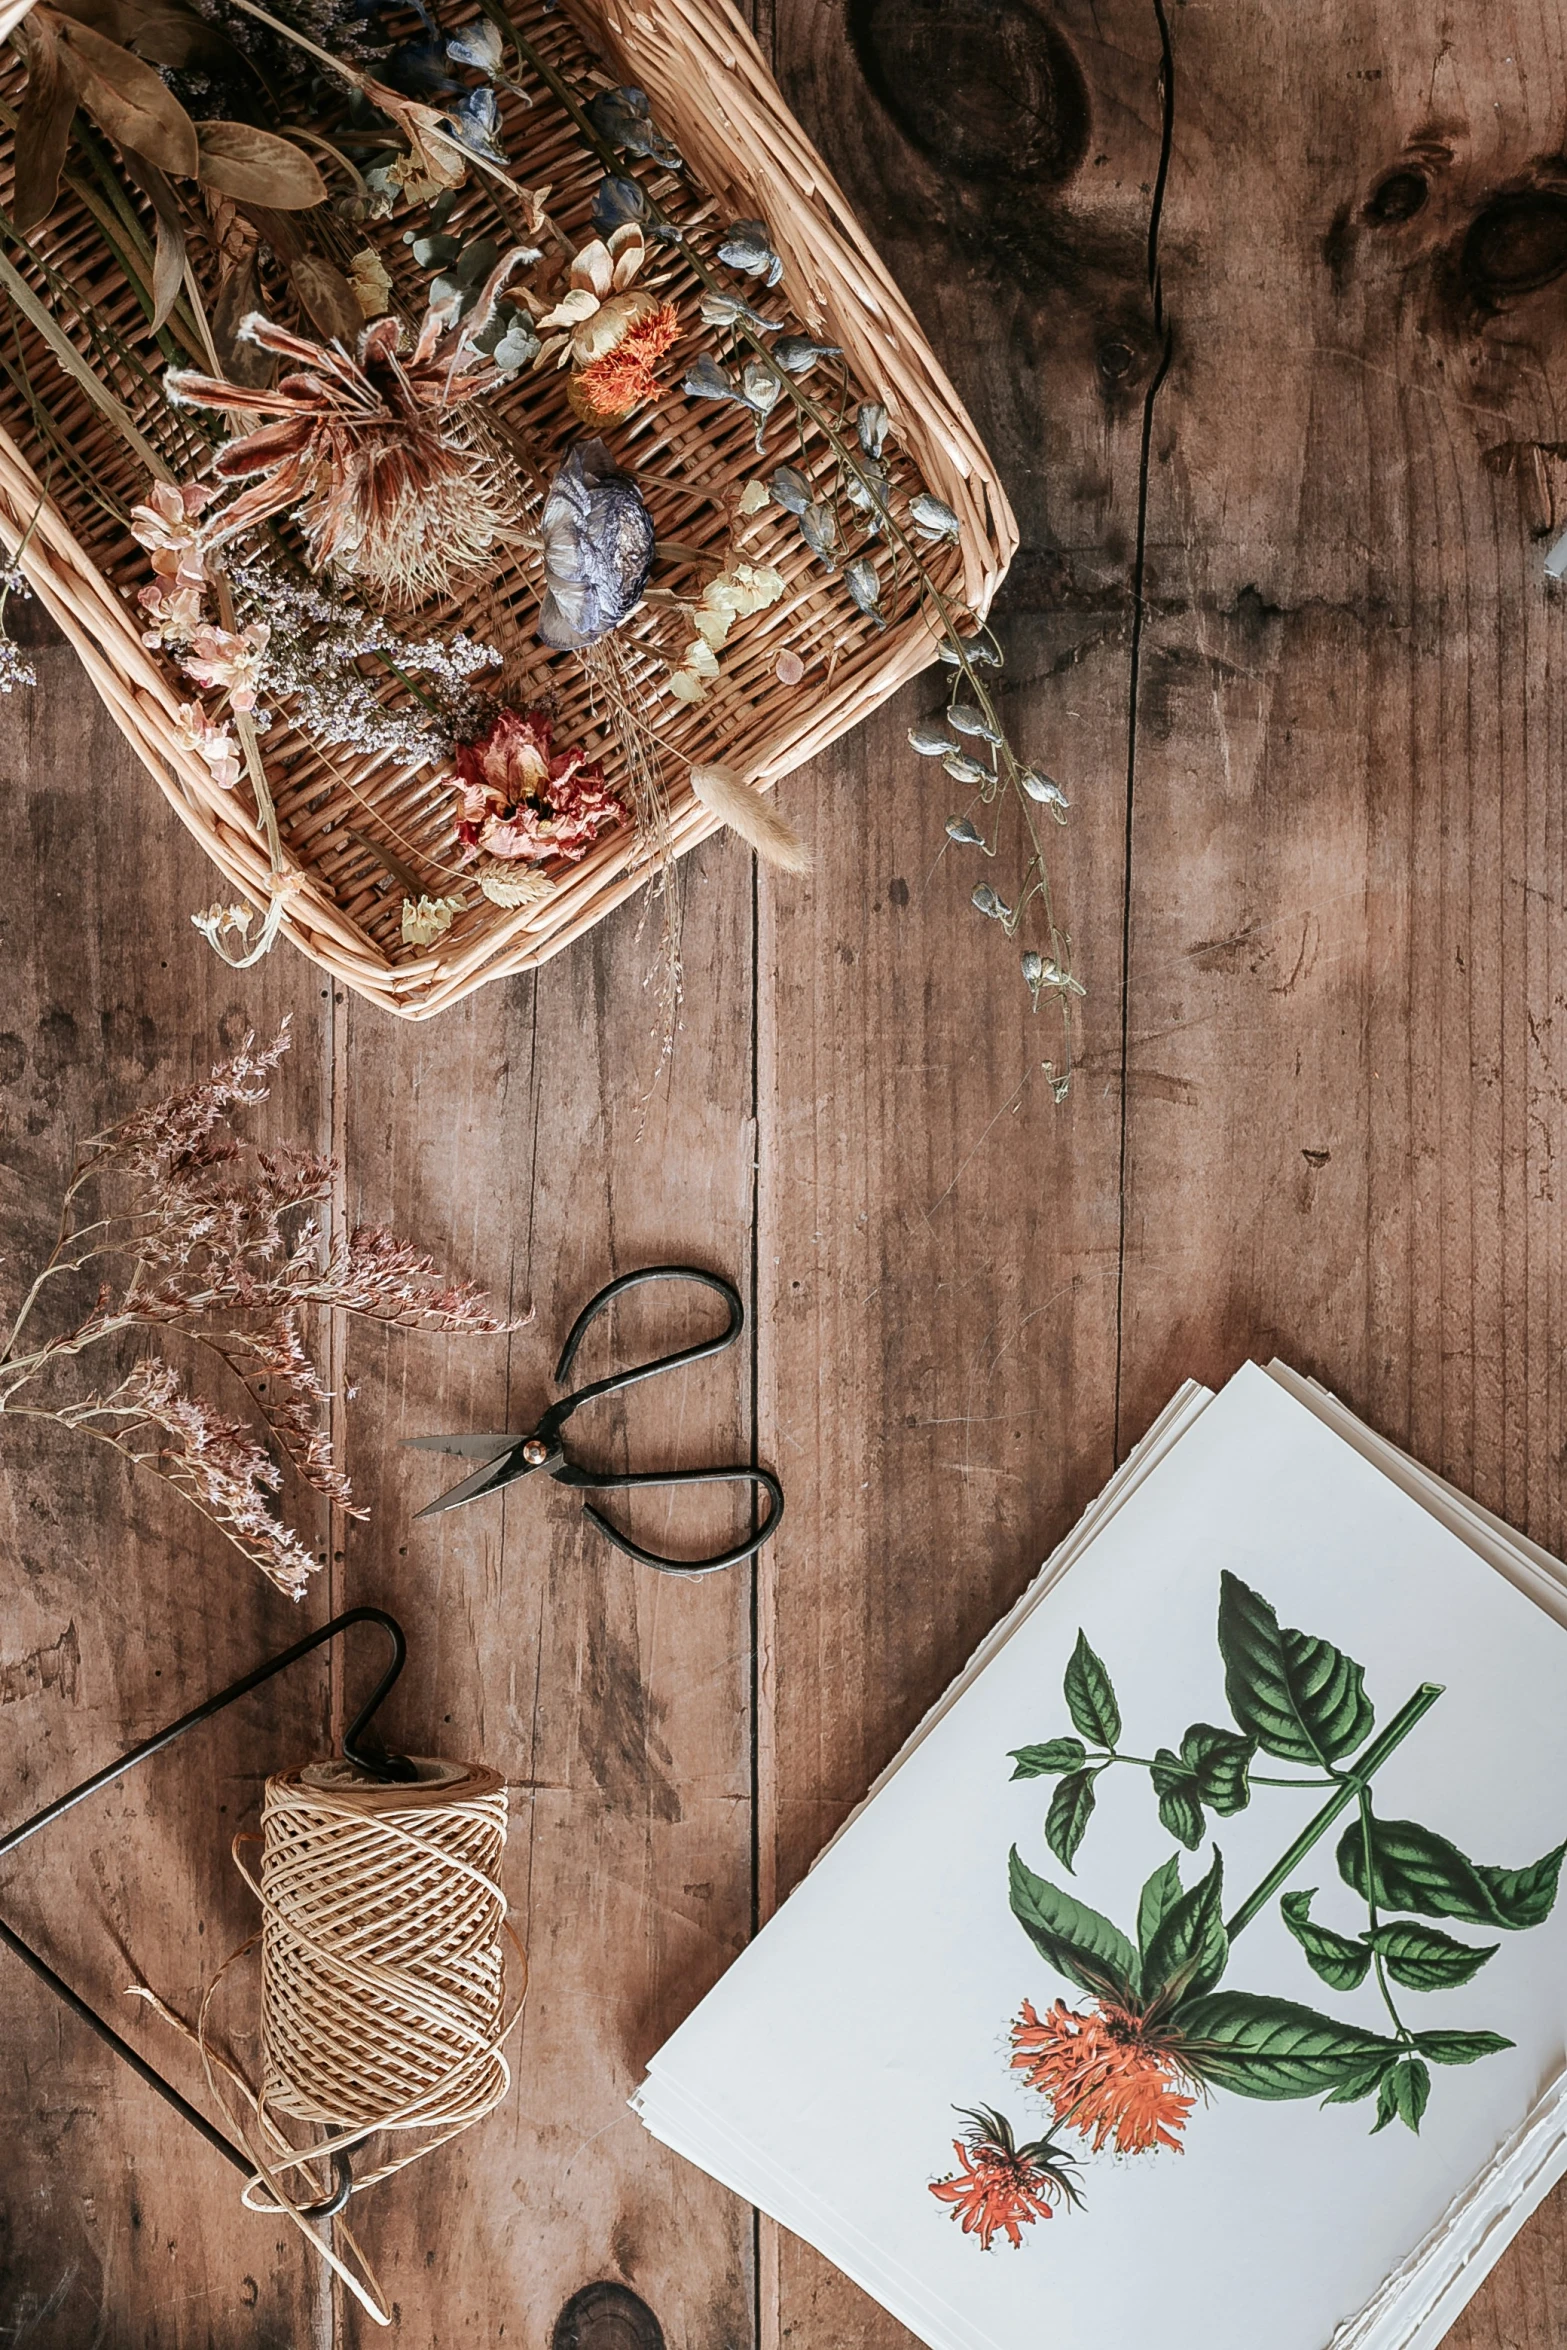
[700,289,779,333]
[383,35,460,95]
[946,815,984,845]
[910,490,961,541]
[843,554,884,626]
[972,883,1011,921]
[1020,769,1069,811]
[947,701,1001,743]
[592,174,648,232]
[537,439,656,650]
[844,458,890,524]
[684,354,736,402]
[908,721,954,756]
[719,219,784,286]
[857,401,888,459]
[799,501,840,567]
[446,86,506,164]
[769,464,811,514]
[771,332,840,375]
[446,17,504,73]
[942,749,989,784]
[938,635,1001,667]
[588,85,682,167]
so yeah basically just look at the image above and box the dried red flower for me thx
[929,2107,1080,2251]
[1010,1996,1197,2156]
[454,707,624,867]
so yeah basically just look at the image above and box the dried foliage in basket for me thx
[0,0,1081,1072]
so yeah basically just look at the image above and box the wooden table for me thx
[2,0,1565,2341]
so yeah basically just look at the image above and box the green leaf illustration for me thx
[1174,1990,1399,2099]
[1411,2029,1514,2065]
[1280,1889,1372,1991]
[1372,2056,1430,2136]
[1369,1920,1498,1991]
[1144,1848,1228,2006]
[1063,1630,1121,1749]
[1151,1722,1256,1849]
[1137,1855,1184,1963]
[1156,1782,1207,1850]
[1321,2052,1399,2105]
[1218,1572,1375,1765]
[1337,1816,1566,1930]
[1008,1846,1139,2003]
[1010,1738,1088,1779]
[1045,1770,1098,1873]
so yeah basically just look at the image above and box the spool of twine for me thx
[134,1754,524,2327]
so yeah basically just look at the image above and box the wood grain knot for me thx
[552,2282,666,2350]
[1462,191,1567,301]
[849,0,1089,187]
[1365,169,1428,225]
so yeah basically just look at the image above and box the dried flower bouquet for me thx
[0,1024,511,1596]
[0,0,1074,1061]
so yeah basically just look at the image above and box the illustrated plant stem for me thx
[1224,1684,1444,1941]
[1097,1750,1333,1789]
[1359,1785,1410,2044]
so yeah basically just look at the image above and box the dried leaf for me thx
[737,479,770,516]
[11,11,80,235]
[118,145,186,329]
[57,13,200,177]
[347,246,393,318]
[212,251,272,386]
[287,250,361,345]
[196,122,327,209]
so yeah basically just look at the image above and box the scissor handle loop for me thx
[561,1463,783,1577]
[551,1266,743,1423]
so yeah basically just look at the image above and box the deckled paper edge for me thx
[1326,2072,1567,2350]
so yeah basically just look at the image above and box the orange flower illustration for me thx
[928,2107,1081,2252]
[1010,1997,1197,2156]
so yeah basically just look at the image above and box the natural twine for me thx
[132,1756,525,2327]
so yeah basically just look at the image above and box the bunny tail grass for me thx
[689,763,812,874]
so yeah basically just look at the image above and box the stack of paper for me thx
[635,1364,1567,2350]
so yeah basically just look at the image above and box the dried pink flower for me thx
[182,622,270,712]
[129,480,214,586]
[175,704,243,790]
[454,707,624,868]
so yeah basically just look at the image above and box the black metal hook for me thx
[0,1607,416,2217]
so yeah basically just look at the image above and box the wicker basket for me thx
[0,0,1015,1018]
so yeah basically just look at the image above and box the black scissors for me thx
[404,1264,783,1577]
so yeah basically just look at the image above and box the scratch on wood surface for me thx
[0,1620,79,1705]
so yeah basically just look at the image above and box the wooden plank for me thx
[1110,3,1567,2342]
[0,631,331,2348]
[333,835,760,2345]
[754,3,1166,2343]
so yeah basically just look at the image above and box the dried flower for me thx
[669,559,786,703]
[166,297,532,607]
[401,893,463,946]
[928,2107,1082,2251]
[537,439,655,650]
[1010,1998,1197,2157]
[0,1024,514,1597]
[175,703,243,789]
[348,246,395,318]
[128,480,214,585]
[454,706,624,866]
[182,622,271,712]
[139,577,208,650]
[570,301,681,424]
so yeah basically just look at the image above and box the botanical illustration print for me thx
[930,1574,1565,2251]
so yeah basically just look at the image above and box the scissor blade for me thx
[402,1433,519,1458]
[413,1447,533,1519]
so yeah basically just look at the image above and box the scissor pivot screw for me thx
[522,1439,549,1466]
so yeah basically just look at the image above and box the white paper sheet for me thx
[637,1364,1567,2350]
